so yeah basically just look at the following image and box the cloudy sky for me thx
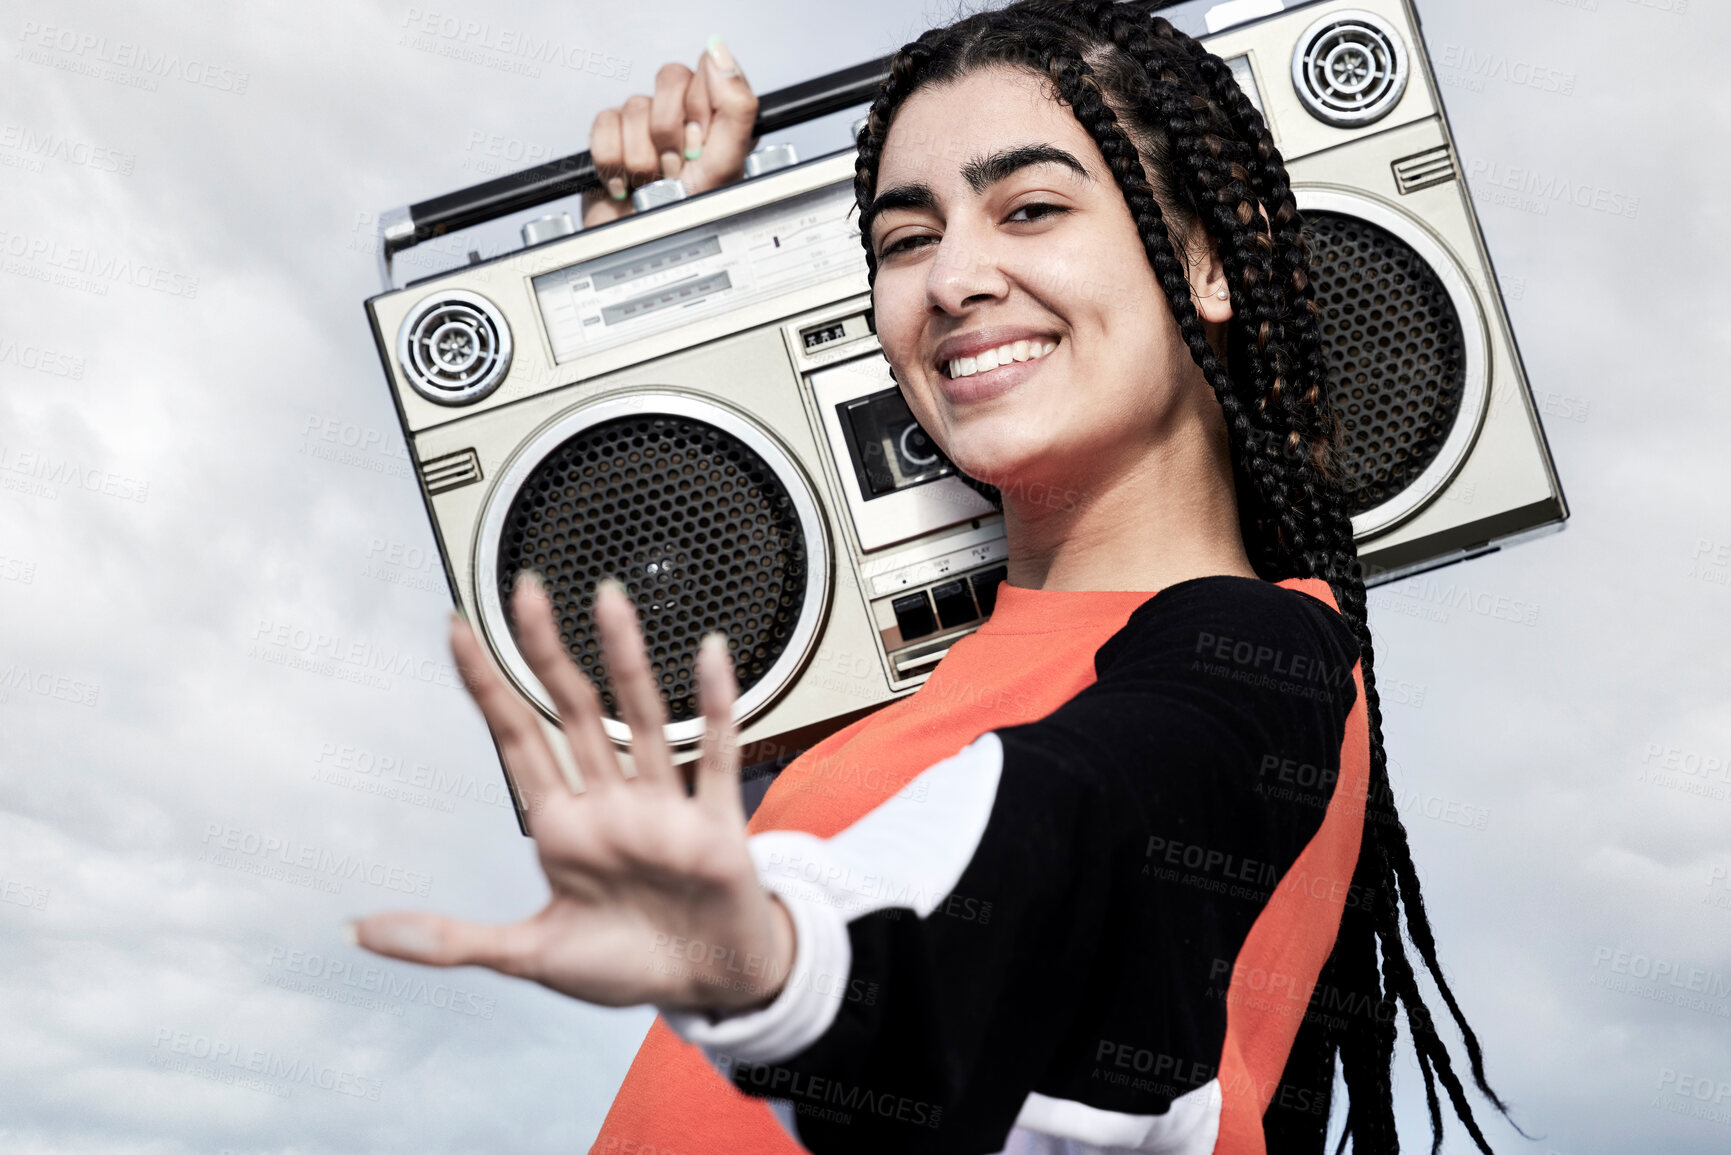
[1,0,1727,1152]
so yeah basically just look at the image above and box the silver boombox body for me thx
[365,0,1566,829]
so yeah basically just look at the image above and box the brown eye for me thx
[881,233,938,258]
[1008,202,1068,224]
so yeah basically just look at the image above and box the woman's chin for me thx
[945,449,1040,496]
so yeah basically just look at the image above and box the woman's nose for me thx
[925,232,1010,314]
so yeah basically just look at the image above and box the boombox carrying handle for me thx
[376,53,895,289]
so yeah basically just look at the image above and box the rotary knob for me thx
[521,212,577,246]
[631,178,688,212]
[744,143,799,178]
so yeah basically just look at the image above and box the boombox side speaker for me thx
[1197,0,1565,581]
[365,0,1565,831]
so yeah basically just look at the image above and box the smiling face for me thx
[866,65,1233,513]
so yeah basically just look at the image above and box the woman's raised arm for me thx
[580,35,759,228]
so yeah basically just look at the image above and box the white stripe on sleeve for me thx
[662,731,1006,1064]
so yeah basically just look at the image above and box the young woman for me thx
[354,3,1517,1151]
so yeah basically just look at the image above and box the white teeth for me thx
[947,338,1058,380]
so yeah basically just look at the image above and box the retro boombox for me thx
[365,0,1566,830]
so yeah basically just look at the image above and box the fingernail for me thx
[705,34,739,78]
[514,569,546,596]
[341,920,359,947]
[597,576,628,602]
[659,148,682,178]
[607,175,627,200]
[701,631,728,657]
[684,121,703,160]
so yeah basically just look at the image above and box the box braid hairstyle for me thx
[850,1,1524,1151]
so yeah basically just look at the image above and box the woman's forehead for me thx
[879,67,1092,182]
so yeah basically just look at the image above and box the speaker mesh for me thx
[496,413,809,724]
[399,295,510,402]
[1293,15,1407,126]
[1304,211,1468,516]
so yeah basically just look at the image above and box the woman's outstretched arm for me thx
[351,573,1362,1155]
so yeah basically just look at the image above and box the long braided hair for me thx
[850,2,1519,1150]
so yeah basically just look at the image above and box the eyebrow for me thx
[863,144,1092,246]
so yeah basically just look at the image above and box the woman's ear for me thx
[1187,232,1233,325]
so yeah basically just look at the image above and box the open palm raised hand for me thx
[350,572,795,1016]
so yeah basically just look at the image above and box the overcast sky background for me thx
[1,0,1727,1152]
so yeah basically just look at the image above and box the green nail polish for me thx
[683,146,703,160]
[705,33,738,77]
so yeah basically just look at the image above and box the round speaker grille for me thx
[495,412,810,726]
[1303,210,1468,517]
[1291,10,1409,127]
[396,290,512,405]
